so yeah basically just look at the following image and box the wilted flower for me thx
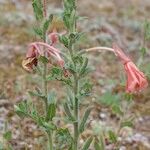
[112,43,148,93]
[22,42,64,72]
[22,43,42,72]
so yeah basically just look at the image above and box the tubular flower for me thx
[112,43,148,93]
[22,42,64,72]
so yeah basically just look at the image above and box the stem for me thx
[69,39,79,150]
[73,74,79,150]
[47,132,53,150]
[42,0,53,150]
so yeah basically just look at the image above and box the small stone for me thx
[99,113,107,119]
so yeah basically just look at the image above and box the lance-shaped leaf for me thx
[82,136,93,150]
[28,90,46,100]
[79,57,88,76]
[32,0,43,20]
[14,103,28,118]
[79,107,92,133]
[64,103,75,121]
[46,103,56,121]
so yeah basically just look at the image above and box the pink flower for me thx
[22,42,64,72]
[112,43,148,93]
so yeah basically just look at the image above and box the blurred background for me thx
[0,0,150,149]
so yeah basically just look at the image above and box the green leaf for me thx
[99,91,120,106]
[33,27,43,38]
[108,130,117,143]
[3,131,12,140]
[32,0,43,20]
[47,91,56,104]
[82,136,93,150]
[28,90,46,100]
[43,15,53,33]
[55,128,73,149]
[47,103,56,121]
[94,137,105,150]
[94,141,101,150]
[64,103,75,121]
[112,105,123,116]
[79,57,88,75]
[79,107,92,133]
[59,35,69,48]
[47,67,62,80]
[14,103,28,118]
[39,56,49,64]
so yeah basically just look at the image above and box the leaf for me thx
[33,27,43,38]
[79,107,92,133]
[55,128,73,149]
[99,91,120,107]
[47,91,56,104]
[94,141,101,150]
[82,136,93,150]
[108,130,117,143]
[28,90,46,100]
[59,35,69,48]
[64,103,75,121]
[112,105,123,116]
[39,56,49,64]
[94,137,105,150]
[79,57,88,75]
[43,15,53,33]
[14,104,28,118]
[47,103,56,121]
[3,131,12,140]
[32,0,43,20]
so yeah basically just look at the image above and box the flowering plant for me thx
[15,0,148,149]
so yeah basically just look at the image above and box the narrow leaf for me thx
[79,107,92,133]
[82,136,93,150]
[64,103,75,121]
[47,103,56,121]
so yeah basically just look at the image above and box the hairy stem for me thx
[73,74,79,150]
[42,0,53,150]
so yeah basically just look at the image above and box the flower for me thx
[112,43,148,93]
[22,42,64,72]
[22,44,41,72]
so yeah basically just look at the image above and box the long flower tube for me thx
[22,42,64,72]
[79,44,148,93]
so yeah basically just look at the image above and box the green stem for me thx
[47,132,53,150]
[42,0,53,149]
[68,40,79,149]
[73,74,79,150]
